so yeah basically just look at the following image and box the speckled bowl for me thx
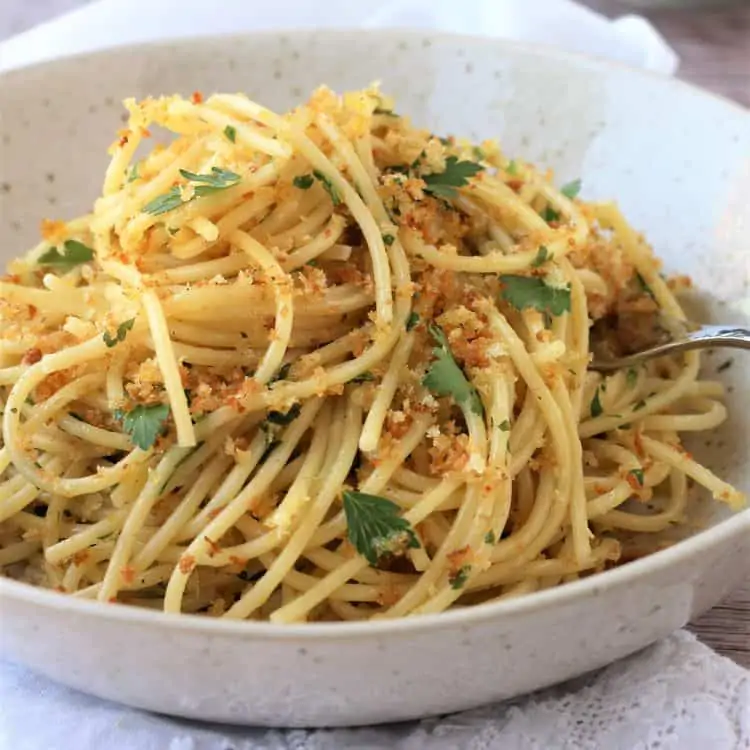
[0,30,748,728]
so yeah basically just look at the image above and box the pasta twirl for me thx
[0,86,744,622]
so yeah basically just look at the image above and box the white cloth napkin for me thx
[1,632,748,749]
[1,2,744,748]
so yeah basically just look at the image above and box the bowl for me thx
[0,29,748,727]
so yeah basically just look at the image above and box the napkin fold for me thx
[1,632,748,749]
[0,0,678,74]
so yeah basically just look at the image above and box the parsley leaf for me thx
[103,318,135,348]
[38,240,94,270]
[351,372,375,383]
[484,531,496,544]
[143,187,185,216]
[628,468,645,486]
[118,403,170,450]
[542,206,561,223]
[531,245,551,268]
[498,419,511,432]
[270,361,293,384]
[293,174,314,190]
[223,125,236,143]
[422,324,484,416]
[422,156,484,199]
[406,312,420,331]
[635,272,655,299]
[342,491,419,566]
[143,168,241,216]
[633,399,647,411]
[127,162,140,183]
[312,169,341,205]
[506,160,518,175]
[626,368,638,388]
[449,565,471,590]
[590,387,603,418]
[499,275,571,316]
[560,178,582,199]
[382,233,395,246]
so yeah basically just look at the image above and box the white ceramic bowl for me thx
[0,30,748,728]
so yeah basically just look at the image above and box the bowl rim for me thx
[0,28,747,639]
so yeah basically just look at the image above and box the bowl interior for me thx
[0,29,748,532]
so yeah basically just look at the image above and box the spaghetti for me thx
[0,86,744,622]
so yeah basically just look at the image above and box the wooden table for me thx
[2,0,748,668]
[580,0,750,669]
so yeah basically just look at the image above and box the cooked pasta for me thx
[0,86,744,622]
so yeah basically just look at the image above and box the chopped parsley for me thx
[265,404,301,426]
[633,399,647,411]
[422,324,484,416]
[541,206,561,223]
[590,387,604,418]
[293,174,314,190]
[223,125,236,143]
[473,146,485,161]
[342,490,419,566]
[312,169,341,205]
[103,318,135,348]
[626,368,638,388]
[351,372,376,383]
[560,178,582,199]
[506,160,518,175]
[421,156,484,199]
[38,240,94,270]
[499,275,571,316]
[484,530,496,545]
[635,272,655,298]
[449,565,471,590]
[498,419,511,432]
[116,403,170,451]
[628,468,645,487]
[143,167,241,215]
[270,361,293,384]
[127,162,140,183]
[406,312,420,331]
[717,359,733,373]
[531,245,551,268]
[382,233,395,246]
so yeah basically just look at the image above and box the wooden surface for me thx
[1,0,748,668]
[580,0,750,669]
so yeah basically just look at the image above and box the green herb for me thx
[373,106,394,116]
[117,403,170,450]
[312,169,341,205]
[103,318,135,348]
[506,160,518,175]
[499,275,571,316]
[473,146,485,161]
[628,468,645,486]
[167,227,179,237]
[421,156,484,199]
[223,125,236,143]
[25,396,35,406]
[382,233,395,246]
[560,178,582,199]
[633,399,647,411]
[717,359,733,373]
[127,162,140,183]
[351,372,375,383]
[270,361,292,384]
[590,388,603,418]
[498,419,511,432]
[449,565,471,590]
[542,206,561,223]
[342,490,419,566]
[265,404,301,426]
[626,368,638,388]
[143,167,241,216]
[484,531,496,545]
[422,324,484,416]
[293,174,314,190]
[438,136,451,146]
[406,312,420,331]
[38,240,94,270]
[531,245,551,268]
[635,272,655,298]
